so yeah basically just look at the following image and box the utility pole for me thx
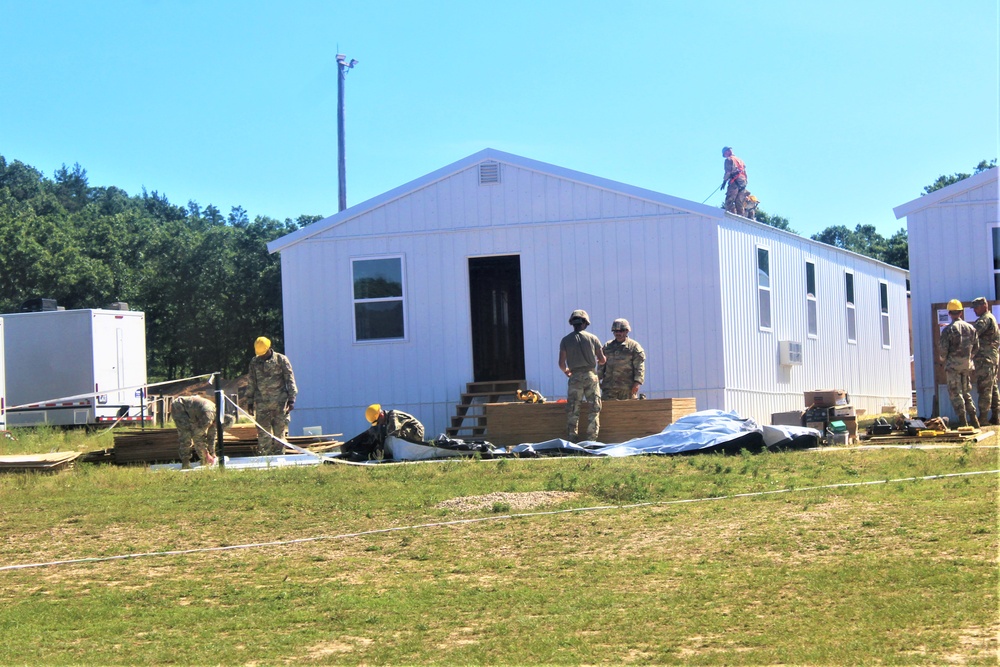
[336,53,358,212]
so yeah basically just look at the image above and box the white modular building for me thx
[894,167,1000,420]
[270,149,912,439]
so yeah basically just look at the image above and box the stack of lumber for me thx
[859,428,991,445]
[112,427,341,465]
[0,451,80,473]
[484,397,697,446]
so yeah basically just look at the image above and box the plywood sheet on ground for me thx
[485,398,697,446]
[0,451,80,473]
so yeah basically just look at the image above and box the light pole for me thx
[336,53,358,212]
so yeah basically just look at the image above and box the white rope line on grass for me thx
[1,468,996,573]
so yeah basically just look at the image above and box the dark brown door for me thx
[469,255,525,382]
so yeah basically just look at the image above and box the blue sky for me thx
[1,1,996,239]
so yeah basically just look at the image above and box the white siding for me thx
[904,170,1000,419]
[718,217,911,423]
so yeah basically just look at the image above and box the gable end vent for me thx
[479,161,500,185]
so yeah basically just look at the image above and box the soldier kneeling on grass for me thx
[173,395,236,469]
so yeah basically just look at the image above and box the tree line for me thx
[0,154,320,381]
[0,154,993,382]
[754,159,996,271]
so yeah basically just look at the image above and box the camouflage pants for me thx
[256,406,289,455]
[725,179,747,216]
[566,370,601,442]
[174,409,215,465]
[946,371,977,426]
[974,360,999,419]
[601,385,634,401]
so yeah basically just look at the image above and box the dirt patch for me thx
[436,491,578,513]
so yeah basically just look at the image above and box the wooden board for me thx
[111,428,341,465]
[484,398,697,446]
[0,451,80,473]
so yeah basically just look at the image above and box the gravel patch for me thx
[436,491,579,513]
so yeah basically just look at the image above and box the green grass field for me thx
[0,428,996,665]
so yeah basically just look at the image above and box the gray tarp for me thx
[511,409,820,457]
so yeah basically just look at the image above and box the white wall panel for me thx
[717,217,910,423]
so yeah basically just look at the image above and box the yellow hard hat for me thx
[365,404,382,424]
[254,337,271,356]
[947,299,964,312]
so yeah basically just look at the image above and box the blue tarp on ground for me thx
[511,409,820,457]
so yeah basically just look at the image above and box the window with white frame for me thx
[879,281,890,347]
[806,261,818,338]
[352,257,406,341]
[845,271,857,343]
[757,247,772,330]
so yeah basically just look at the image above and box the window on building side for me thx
[806,261,818,338]
[352,257,405,341]
[879,281,890,348]
[757,247,772,330]
[845,271,856,343]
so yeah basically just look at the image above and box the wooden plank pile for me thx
[0,451,81,473]
[859,428,992,446]
[111,426,341,465]
[485,397,697,446]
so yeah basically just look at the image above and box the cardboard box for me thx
[804,389,849,408]
[771,410,805,427]
[806,421,826,432]
[841,415,858,441]
[832,404,856,417]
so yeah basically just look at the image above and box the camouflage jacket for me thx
[599,338,646,391]
[940,319,978,373]
[381,410,425,443]
[247,351,298,409]
[172,395,215,423]
[974,311,1000,367]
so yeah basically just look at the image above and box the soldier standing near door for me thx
[558,310,607,442]
[939,300,980,428]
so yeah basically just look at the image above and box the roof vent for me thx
[479,161,500,185]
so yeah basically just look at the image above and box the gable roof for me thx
[268,148,726,253]
[893,167,998,219]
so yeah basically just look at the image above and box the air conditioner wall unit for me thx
[779,340,803,366]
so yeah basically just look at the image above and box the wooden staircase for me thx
[446,380,525,438]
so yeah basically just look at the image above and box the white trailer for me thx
[1,309,150,427]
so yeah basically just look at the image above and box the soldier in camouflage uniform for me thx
[173,394,234,469]
[971,297,1000,425]
[246,336,298,455]
[341,403,425,461]
[939,300,980,428]
[599,318,645,400]
[558,310,607,442]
